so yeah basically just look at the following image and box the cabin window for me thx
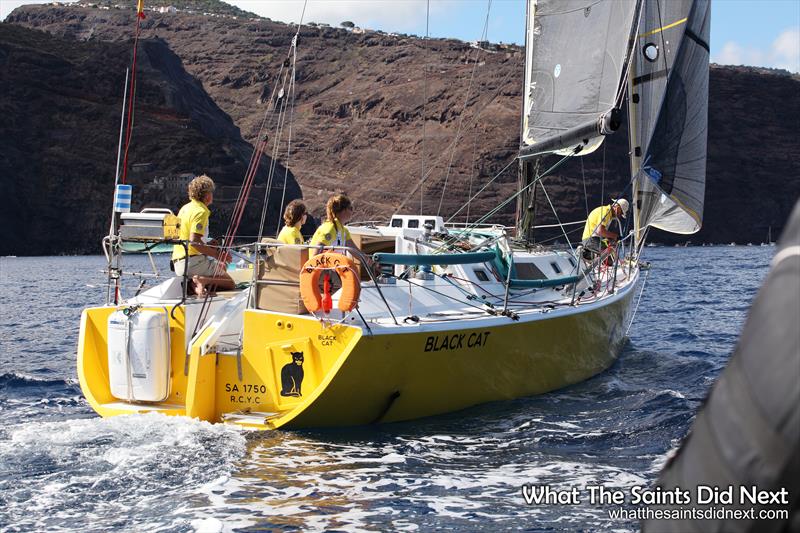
[550,261,562,274]
[407,219,419,228]
[568,257,576,267]
[425,219,436,228]
[473,269,490,282]
[514,262,547,280]
[391,218,403,228]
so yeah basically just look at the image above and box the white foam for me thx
[191,517,224,533]
[0,413,246,532]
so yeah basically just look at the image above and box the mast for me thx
[516,0,535,241]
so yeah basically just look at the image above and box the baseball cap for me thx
[612,198,629,218]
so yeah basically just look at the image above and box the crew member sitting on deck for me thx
[172,174,235,295]
[277,199,307,245]
[581,198,629,262]
[310,194,357,251]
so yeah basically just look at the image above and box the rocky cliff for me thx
[4,1,800,249]
[0,21,300,255]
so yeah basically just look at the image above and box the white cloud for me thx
[229,0,447,34]
[713,27,800,73]
[1,0,74,21]
[771,27,800,71]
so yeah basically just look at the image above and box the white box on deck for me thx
[107,309,171,402]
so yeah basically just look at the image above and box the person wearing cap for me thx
[581,198,629,261]
[172,174,235,295]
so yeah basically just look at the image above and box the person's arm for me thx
[188,232,231,263]
[597,225,619,241]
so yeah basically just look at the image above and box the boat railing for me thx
[348,220,388,228]
[444,222,509,233]
[102,234,191,311]
[250,241,401,325]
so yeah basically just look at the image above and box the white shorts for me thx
[174,255,223,277]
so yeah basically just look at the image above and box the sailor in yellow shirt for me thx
[171,174,235,294]
[310,194,356,250]
[277,199,307,244]
[581,198,628,261]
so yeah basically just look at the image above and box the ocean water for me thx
[0,246,774,532]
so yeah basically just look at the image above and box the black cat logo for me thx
[280,351,305,397]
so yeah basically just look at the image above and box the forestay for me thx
[520,0,639,156]
[629,0,711,236]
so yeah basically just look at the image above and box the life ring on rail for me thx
[299,252,361,313]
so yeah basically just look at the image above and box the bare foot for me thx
[192,275,205,296]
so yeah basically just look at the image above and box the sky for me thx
[1,0,798,72]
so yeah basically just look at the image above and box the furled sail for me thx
[629,0,711,238]
[520,0,639,158]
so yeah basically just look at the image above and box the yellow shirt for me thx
[172,199,210,260]
[310,219,352,247]
[582,205,614,241]
[277,225,304,245]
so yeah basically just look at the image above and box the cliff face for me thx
[0,22,300,255]
[5,3,800,248]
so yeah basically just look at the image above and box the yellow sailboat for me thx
[77,0,710,430]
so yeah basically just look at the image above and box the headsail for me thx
[520,0,640,158]
[629,0,711,239]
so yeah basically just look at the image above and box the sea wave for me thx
[0,413,246,532]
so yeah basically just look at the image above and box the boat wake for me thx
[0,413,246,532]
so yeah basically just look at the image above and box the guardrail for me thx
[250,241,400,325]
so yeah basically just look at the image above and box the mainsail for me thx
[629,0,711,239]
[520,0,640,158]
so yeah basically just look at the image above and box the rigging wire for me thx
[119,10,144,185]
[445,157,518,223]
[436,0,493,217]
[441,152,575,249]
[392,65,517,216]
[625,267,650,336]
[193,2,309,334]
[275,0,308,233]
[466,126,479,224]
[276,34,301,234]
[419,0,430,215]
[224,0,308,256]
[538,180,576,252]
[600,141,606,203]
[258,73,293,242]
[580,156,589,216]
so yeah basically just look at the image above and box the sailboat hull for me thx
[275,282,635,428]
[77,275,637,430]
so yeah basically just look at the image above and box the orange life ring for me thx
[299,252,361,313]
